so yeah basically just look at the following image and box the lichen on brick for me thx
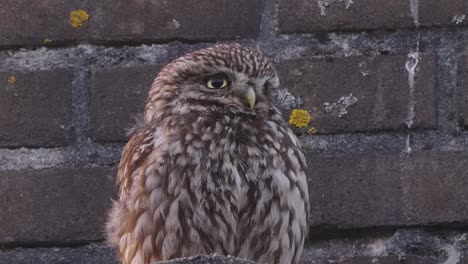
[70,10,90,28]
[289,109,312,128]
[308,127,318,134]
[7,76,16,85]
[323,93,358,118]
[276,89,303,110]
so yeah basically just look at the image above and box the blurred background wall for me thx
[1,0,468,263]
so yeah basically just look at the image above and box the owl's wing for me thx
[117,126,154,197]
[297,150,311,227]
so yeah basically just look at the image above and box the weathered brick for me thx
[457,55,468,128]
[0,167,116,243]
[160,256,255,264]
[308,152,403,228]
[402,151,468,224]
[90,65,161,142]
[279,0,468,33]
[0,0,260,48]
[0,247,442,264]
[278,54,437,134]
[0,248,258,264]
[419,1,468,28]
[0,70,72,147]
[307,151,468,228]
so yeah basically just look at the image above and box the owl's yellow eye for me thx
[206,75,228,89]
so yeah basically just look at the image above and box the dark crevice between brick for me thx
[279,17,468,35]
[309,224,468,242]
[0,37,236,53]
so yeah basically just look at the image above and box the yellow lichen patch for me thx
[43,38,52,44]
[289,109,312,128]
[308,127,317,134]
[7,75,16,85]
[70,10,89,28]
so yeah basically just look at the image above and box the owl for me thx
[106,44,310,264]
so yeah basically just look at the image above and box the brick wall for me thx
[1,0,468,263]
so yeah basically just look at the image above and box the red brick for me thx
[307,151,468,228]
[279,0,468,33]
[0,70,72,147]
[278,54,437,134]
[0,0,260,48]
[90,65,161,142]
[0,167,116,243]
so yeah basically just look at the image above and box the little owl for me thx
[106,44,310,264]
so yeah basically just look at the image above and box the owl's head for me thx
[145,44,280,122]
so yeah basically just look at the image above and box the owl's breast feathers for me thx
[109,111,310,264]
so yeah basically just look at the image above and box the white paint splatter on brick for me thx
[452,14,466,25]
[409,0,420,27]
[172,18,181,29]
[359,61,370,76]
[405,52,419,129]
[323,93,358,118]
[404,51,419,154]
[404,135,412,153]
[317,0,329,16]
[339,0,354,9]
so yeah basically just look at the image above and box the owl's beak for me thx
[242,87,256,109]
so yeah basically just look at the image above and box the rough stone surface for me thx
[279,0,468,33]
[0,0,260,48]
[307,151,468,228]
[160,256,255,264]
[278,54,437,134]
[0,244,117,264]
[0,167,116,243]
[90,65,161,142]
[305,229,468,264]
[2,230,466,264]
[0,70,72,147]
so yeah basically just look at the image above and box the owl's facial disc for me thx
[204,73,258,109]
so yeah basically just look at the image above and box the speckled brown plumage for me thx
[106,44,310,264]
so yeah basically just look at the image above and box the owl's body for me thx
[106,44,310,264]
